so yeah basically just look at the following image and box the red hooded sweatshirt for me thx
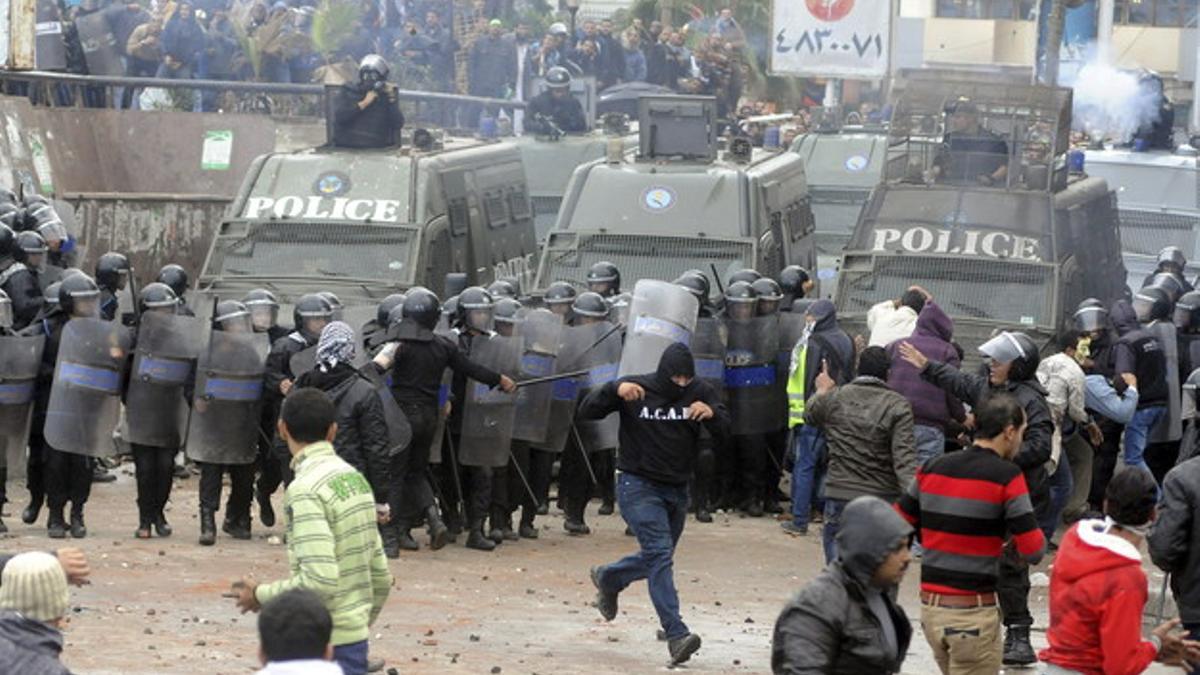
[1039,519,1159,675]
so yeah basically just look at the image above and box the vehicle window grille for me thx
[210,221,416,283]
[540,232,754,290]
[1118,209,1199,258]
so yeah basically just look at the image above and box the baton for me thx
[508,446,540,510]
[710,263,725,296]
[443,431,469,520]
[514,368,590,388]
[129,266,142,324]
[570,424,600,487]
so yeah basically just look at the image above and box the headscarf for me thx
[316,321,356,372]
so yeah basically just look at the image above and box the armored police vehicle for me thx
[790,116,889,295]
[833,76,1127,357]
[533,95,816,296]
[1083,145,1200,287]
[196,130,539,312]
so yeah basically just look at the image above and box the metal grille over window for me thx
[210,221,417,284]
[1119,209,1200,258]
[836,254,1054,326]
[539,232,754,290]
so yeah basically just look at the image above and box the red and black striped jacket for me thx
[896,445,1046,595]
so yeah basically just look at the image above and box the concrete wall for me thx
[0,96,324,279]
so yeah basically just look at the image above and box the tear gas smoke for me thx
[1066,59,1162,143]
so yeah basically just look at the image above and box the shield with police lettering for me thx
[617,280,699,379]
[186,329,269,465]
[512,309,562,444]
[0,334,45,476]
[75,11,125,76]
[458,334,521,467]
[35,0,68,71]
[724,314,783,435]
[691,317,727,397]
[44,318,132,457]
[126,313,203,448]
[1150,321,1182,444]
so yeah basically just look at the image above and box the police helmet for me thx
[13,231,47,265]
[548,22,569,37]
[21,193,49,208]
[572,291,610,319]
[95,252,130,291]
[243,288,280,332]
[586,261,620,296]
[1072,298,1108,333]
[402,288,441,331]
[293,293,335,338]
[544,281,578,308]
[0,224,13,258]
[487,279,518,300]
[376,293,407,327]
[456,286,494,332]
[978,331,1040,382]
[214,300,253,333]
[727,268,761,287]
[0,203,20,229]
[724,280,758,320]
[1158,246,1187,271]
[1133,286,1172,323]
[22,203,57,231]
[35,218,67,247]
[317,291,344,321]
[42,282,60,311]
[778,265,813,300]
[359,54,389,84]
[156,264,189,298]
[673,272,710,303]
[442,295,458,319]
[58,273,101,318]
[0,188,16,205]
[0,289,11,330]
[1175,291,1200,332]
[1147,272,1185,303]
[494,297,523,325]
[751,278,783,315]
[386,303,406,327]
[545,66,572,89]
[138,282,179,314]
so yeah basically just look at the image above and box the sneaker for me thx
[668,633,702,665]
[780,521,808,536]
[590,566,618,621]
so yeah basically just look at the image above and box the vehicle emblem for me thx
[313,172,351,197]
[641,186,676,212]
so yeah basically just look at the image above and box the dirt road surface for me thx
[0,468,1178,674]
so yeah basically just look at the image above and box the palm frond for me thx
[312,0,363,63]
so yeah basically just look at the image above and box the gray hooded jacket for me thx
[771,497,913,674]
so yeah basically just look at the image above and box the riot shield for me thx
[186,330,269,465]
[125,313,203,448]
[0,335,45,476]
[44,318,132,457]
[512,309,562,444]
[458,334,521,467]
[567,321,622,453]
[1150,322,1182,443]
[724,315,783,435]
[607,292,633,327]
[377,384,412,457]
[35,0,67,71]
[74,12,124,76]
[617,280,699,379]
[691,317,727,396]
[39,265,63,293]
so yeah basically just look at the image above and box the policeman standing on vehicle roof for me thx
[1145,246,1194,294]
[929,98,1009,186]
[331,55,405,149]
[526,67,587,137]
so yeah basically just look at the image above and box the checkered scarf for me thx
[316,321,356,372]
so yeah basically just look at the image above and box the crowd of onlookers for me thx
[35,0,758,118]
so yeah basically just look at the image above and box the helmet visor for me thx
[978,332,1028,364]
[1073,306,1107,333]
[1132,293,1158,324]
[218,312,254,334]
[249,304,278,331]
[1175,301,1197,330]
[465,308,493,333]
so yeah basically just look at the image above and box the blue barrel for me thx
[1067,149,1085,173]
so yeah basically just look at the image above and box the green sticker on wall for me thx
[202,130,233,170]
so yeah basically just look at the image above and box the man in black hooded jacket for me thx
[582,343,729,666]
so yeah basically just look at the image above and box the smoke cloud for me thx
[1064,56,1162,143]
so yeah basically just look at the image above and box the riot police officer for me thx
[674,271,714,318]
[318,291,345,322]
[544,281,577,321]
[196,301,261,545]
[94,251,130,322]
[242,287,288,526]
[126,283,194,539]
[487,279,518,301]
[586,262,621,298]
[526,67,587,137]
[21,274,107,538]
[363,293,406,354]
[778,265,814,309]
[331,55,405,149]
[371,288,515,552]
[156,264,194,316]
[3,230,46,330]
[727,268,761,288]
[1146,246,1193,293]
[1176,291,1200,377]
[488,297,526,542]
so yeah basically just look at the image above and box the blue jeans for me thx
[821,498,848,564]
[1124,406,1167,475]
[596,472,690,640]
[333,640,369,675]
[913,425,945,467]
[1041,451,1073,543]
[789,425,827,530]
